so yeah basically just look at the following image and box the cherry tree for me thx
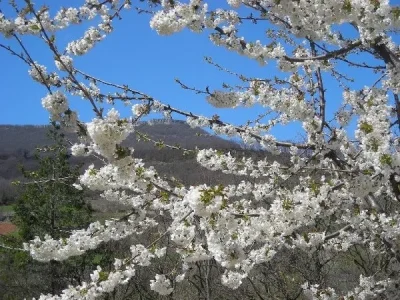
[1,0,400,299]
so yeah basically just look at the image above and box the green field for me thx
[0,205,13,213]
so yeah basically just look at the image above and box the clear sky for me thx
[1,3,269,123]
[1,1,399,142]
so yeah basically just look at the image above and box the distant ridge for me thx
[0,120,237,153]
[0,124,49,128]
[0,121,242,206]
[0,119,187,127]
[141,119,187,125]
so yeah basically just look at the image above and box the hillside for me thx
[0,120,241,208]
[0,120,235,154]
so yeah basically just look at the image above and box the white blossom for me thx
[150,274,174,295]
[41,92,68,120]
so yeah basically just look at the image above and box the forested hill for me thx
[0,120,236,154]
[0,120,242,206]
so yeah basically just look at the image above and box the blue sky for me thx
[1,3,267,122]
[1,1,399,142]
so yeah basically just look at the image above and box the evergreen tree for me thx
[13,123,92,241]
[9,123,94,295]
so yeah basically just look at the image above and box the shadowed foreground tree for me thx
[13,124,92,241]
[0,124,94,297]
[2,0,400,299]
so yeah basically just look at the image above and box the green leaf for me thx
[30,24,40,31]
[380,154,392,166]
[160,191,170,203]
[98,271,108,282]
[393,7,400,19]
[359,122,373,134]
[135,167,145,178]
[92,254,103,265]
[343,0,352,13]
[310,181,320,196]
[282,198,293,211]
